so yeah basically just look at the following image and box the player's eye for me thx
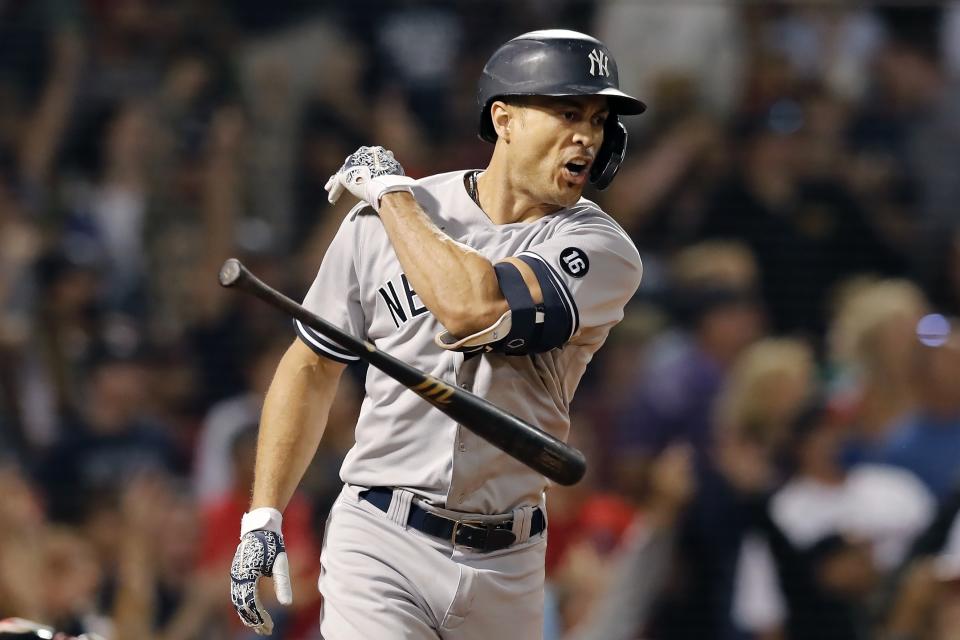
[592,114,608,127]
[562,110,578,122]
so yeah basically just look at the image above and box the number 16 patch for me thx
[559,247,590,278]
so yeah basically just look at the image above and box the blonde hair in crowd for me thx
[670,240,759,290]
[830,277,929,372]
[714,338,815,447]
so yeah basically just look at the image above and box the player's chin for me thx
[555,180,585,206]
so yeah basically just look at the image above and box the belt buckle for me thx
[451,518,517,551]
[450,517,486,547]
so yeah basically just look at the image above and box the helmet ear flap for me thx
[479,102,498,143]
[590,118,627,190]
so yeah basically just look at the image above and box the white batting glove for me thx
[230,507,293,636]
[324,145,416,211]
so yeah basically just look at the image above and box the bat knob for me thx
[219,258,243,287]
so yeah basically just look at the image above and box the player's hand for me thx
[324,145,416,211]
[230,507,293,636]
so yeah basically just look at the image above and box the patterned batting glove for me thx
[230,507,292,636]
[324,145,416,211]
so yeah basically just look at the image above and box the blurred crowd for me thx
[3,1,960,639]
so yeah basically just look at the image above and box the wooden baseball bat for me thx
[218,258,587,486]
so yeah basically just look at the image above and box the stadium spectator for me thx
[734,401,934,639]
[877,323,960,500]
[647,338,815,639]
[613,240,764,495]
[37,341,183,523]
[699,100,903,335]
[829,278,929,467]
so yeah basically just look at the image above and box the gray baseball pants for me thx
[317,484,547,639]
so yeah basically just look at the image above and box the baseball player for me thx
[230,29,645,639]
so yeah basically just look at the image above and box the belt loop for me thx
[511,506,533,543]
[387,488,415,527]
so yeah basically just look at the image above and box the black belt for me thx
[359,487,546,553]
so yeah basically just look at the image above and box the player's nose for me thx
[571,123,601,152]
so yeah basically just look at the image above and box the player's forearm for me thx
[251,340,344,511]
[378,192,507,336]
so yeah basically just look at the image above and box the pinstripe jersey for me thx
[297,170,642,514]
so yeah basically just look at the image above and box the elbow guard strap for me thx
[493,258,570,354]
[492,261,539,355]
[516,254,573,352]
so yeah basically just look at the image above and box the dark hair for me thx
[806,533,852,567]
[789,398,831,444]
[878,6,942,64]
[669,285,761,328]
[775,397,832,475]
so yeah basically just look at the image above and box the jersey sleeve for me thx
[516,215,642,345]
[296,211,367,363]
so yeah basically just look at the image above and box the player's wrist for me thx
[370,175,416,211]
[241,506,284,536]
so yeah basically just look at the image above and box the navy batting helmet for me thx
[477,29,646,190]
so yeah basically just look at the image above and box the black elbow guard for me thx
[492,260,571,355]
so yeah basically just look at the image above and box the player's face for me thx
[508,95,609,207]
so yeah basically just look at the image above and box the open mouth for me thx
[562,160,589,185]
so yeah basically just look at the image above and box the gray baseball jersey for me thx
[297,170,642,514]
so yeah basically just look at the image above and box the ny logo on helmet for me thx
[587,48,610,77]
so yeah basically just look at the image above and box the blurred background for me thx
[3,1,960,639]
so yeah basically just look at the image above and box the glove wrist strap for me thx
[371,175,416,211]
[241,507,283,536]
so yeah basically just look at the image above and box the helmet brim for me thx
[595,88,647,115]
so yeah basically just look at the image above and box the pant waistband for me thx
[359,487,546,552]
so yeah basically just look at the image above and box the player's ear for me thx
[490,100,513,142]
